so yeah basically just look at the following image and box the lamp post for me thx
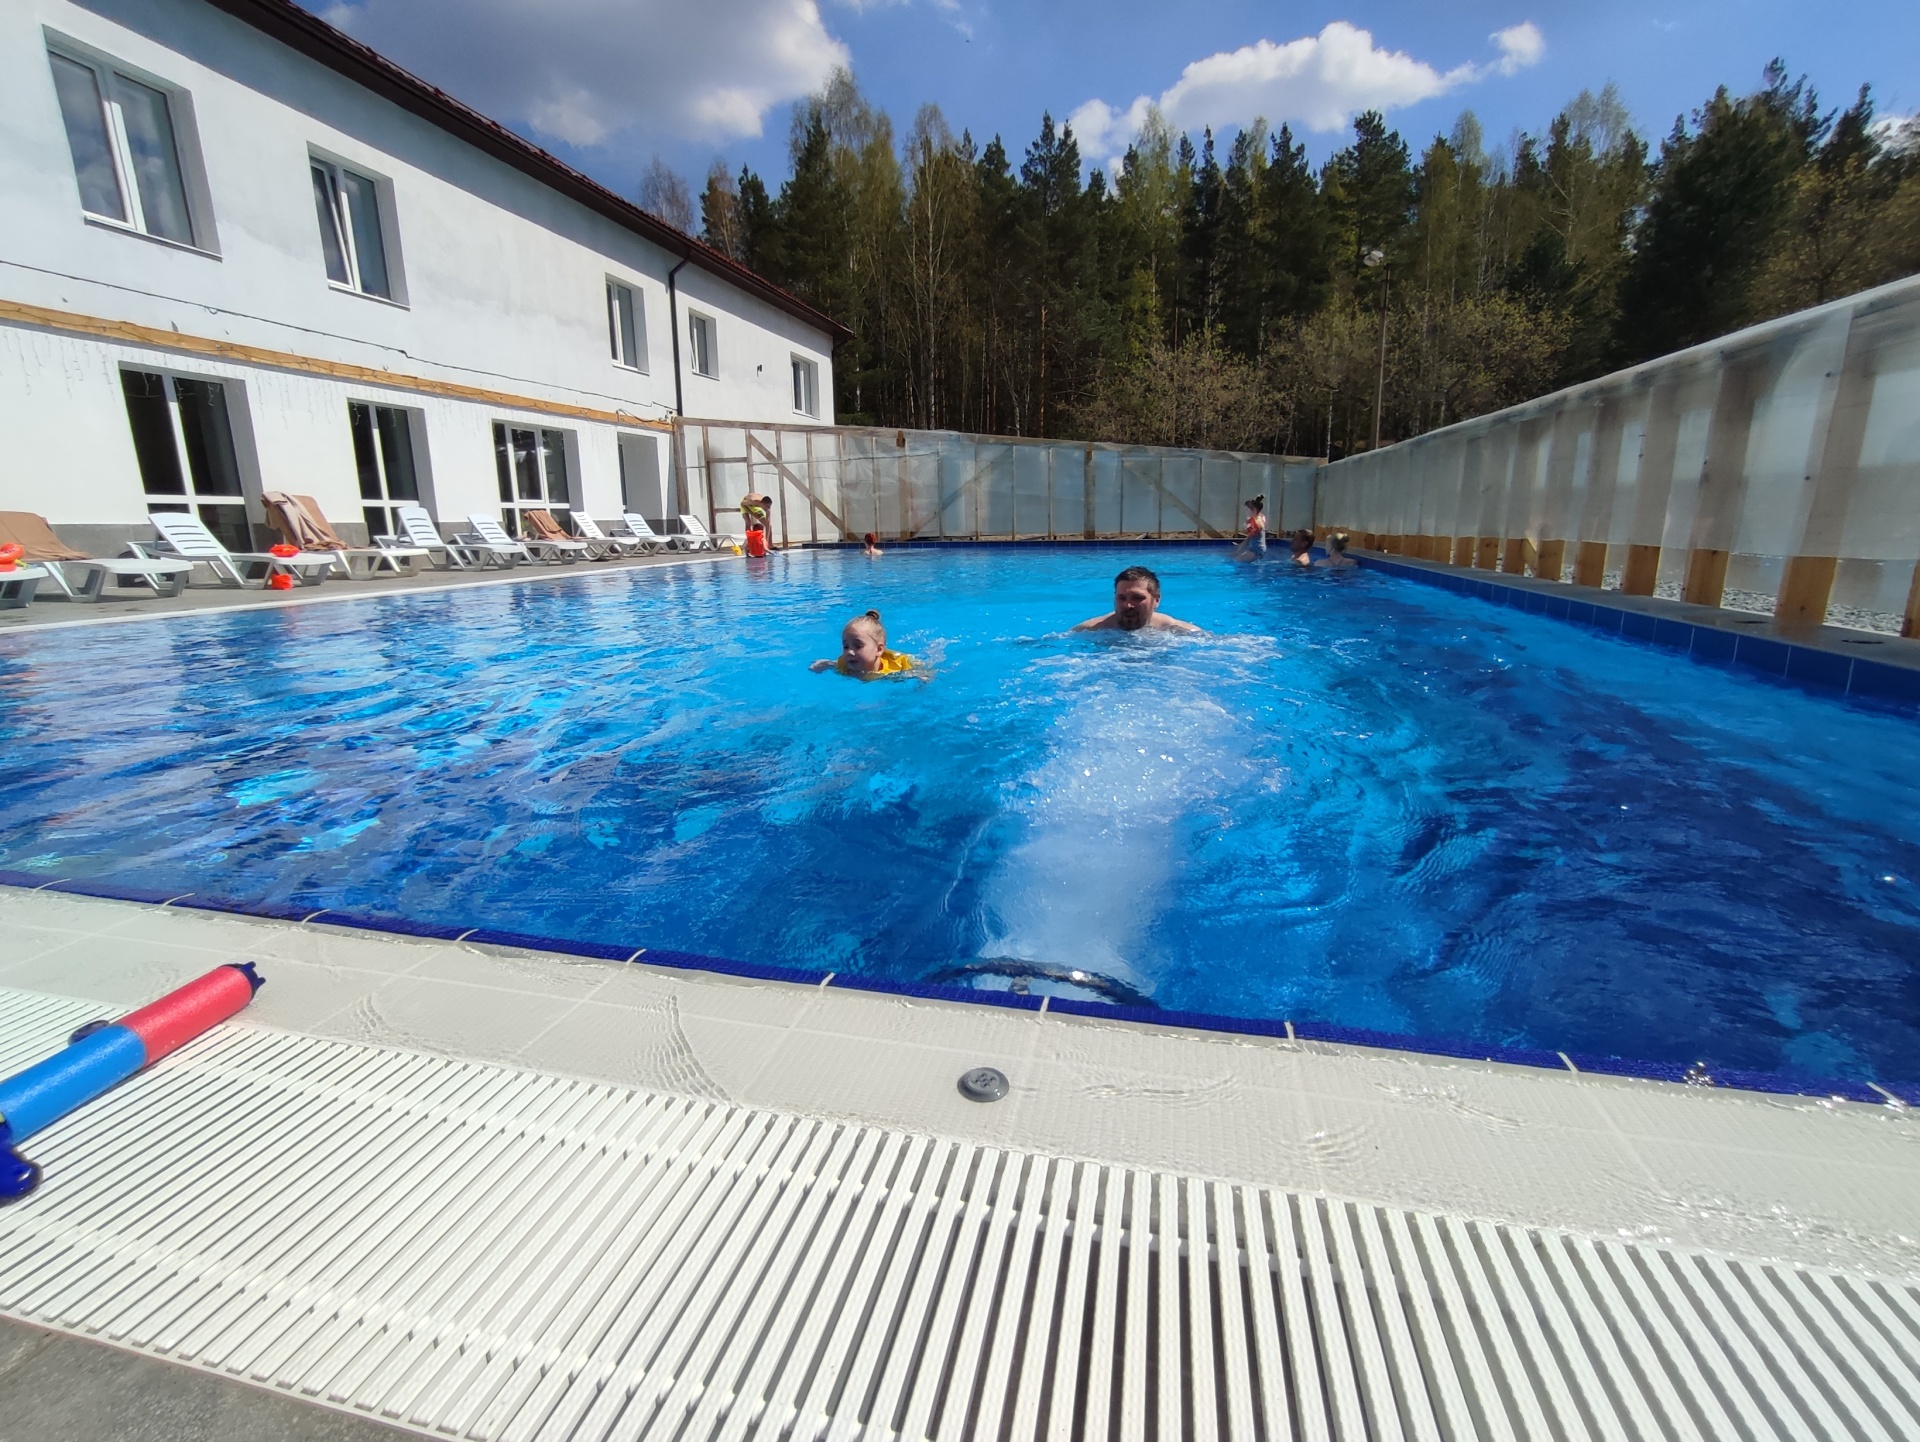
[1364,247,1388,451]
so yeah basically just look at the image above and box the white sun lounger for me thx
[457,514,535,568]
[36,556,196,601]
[387,506,467,569]
[144,512,333,588]
[517,510,593,563]
[619,514,683,551]
[568,513,639,558]
[678,514,720,551]
[0,564,48,609]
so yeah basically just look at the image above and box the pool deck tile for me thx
[3,887,1915,1280]
[308,909,473,942]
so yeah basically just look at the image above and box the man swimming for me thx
[1072,566,1202,634]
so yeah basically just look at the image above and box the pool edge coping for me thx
[1347,548,1920,710]
[7,874,1911,1111]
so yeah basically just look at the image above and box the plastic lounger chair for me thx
[0,511,193,601]
[678,515,720,551]
[262,492,428,576]
[146,512,332,588]
[0,564,48,609]
[569,514,639,557]
[618,514,681,551]
[390,506,467,569]
[458,514,535,568]
[518,509,594,562]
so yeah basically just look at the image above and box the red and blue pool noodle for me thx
[0,962,262,1198]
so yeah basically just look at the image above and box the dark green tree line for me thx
[676,64,1920,452]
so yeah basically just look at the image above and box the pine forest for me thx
[655,63,1920,458]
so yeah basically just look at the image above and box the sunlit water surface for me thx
[3,547,1917,1082]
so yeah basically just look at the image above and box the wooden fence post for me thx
[1776,313,1877,627]
[1620,376,1686,595]
[1683,350,1776,607]
[1572,542,1608,587]
[1621,545,1662,594]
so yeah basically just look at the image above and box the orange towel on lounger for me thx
[521,510,575,543]
[261,492,348,551]
[0,512,91,562]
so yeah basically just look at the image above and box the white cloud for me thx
[1490,22,1545,77]
[325,0,850,148]
[1073,20,1545,171]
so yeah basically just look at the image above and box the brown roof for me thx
[201,0,852,346]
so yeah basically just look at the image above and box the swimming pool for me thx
[3,548,1917,1085]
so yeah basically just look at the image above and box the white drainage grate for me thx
[2,986,1918,1440]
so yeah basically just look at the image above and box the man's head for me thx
[1112,566,1161,631]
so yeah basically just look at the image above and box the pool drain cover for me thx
[958,1066,1009,1102]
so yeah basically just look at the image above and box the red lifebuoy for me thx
[268,543,300,558]
[267,573,295,590]
[0,542,22,573]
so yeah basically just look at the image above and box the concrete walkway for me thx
[0,546,739,633]
[0,1317,412,1440]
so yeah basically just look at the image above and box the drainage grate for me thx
[1,987,1917,1441]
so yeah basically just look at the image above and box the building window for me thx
[491,422,573,535]
[607,280,646,370]
[349,402,422,539]
[688,312,716,377]
[120,369,249,550]
[49,48,197,246]
[792,356,819,417]
[311,156,392,299]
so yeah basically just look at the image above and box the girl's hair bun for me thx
[864,609,882,622]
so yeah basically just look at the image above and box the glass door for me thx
[120,369,249,550]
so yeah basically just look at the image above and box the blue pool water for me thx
[2,548,1917,1083]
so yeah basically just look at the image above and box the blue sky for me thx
[326,0,1919,200]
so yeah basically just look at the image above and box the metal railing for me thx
[672,421,1321,546]
[1316,274,1920,634]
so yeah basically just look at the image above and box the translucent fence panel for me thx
[1315,274,1920,633]
[678,421,1319,549]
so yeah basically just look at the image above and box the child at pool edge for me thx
[811,608,917,678]
[862,532,884,557]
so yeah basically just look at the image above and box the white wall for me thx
[0,0,836,533]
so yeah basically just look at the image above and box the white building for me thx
[0,0,846,554]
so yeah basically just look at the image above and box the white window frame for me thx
[310,151,403,303]
[688,311,717,378]
[119,366,254,550]
[348,400,427,540]
[791,355,820,417]
[46,38,212,253]
[607,279,647,372]
[492,421,577,536]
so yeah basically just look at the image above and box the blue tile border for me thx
[7,846,1915,1110]
[831,974,1042,1009]
[43,877,178,905]
[1358,553,1920,715]
[462,927,639,962]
